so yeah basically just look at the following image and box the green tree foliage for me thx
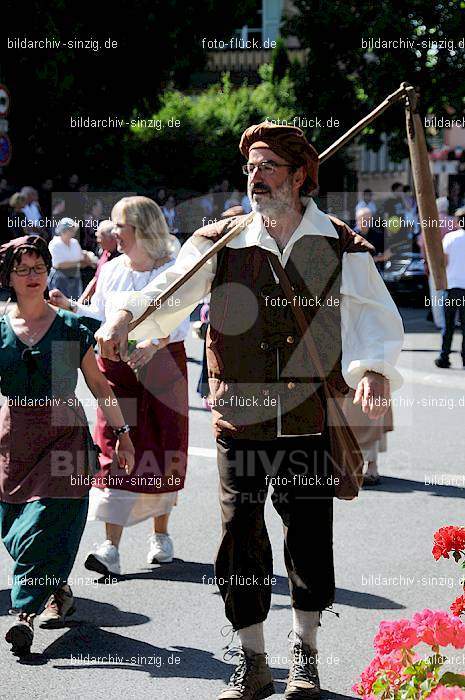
[271,37,292,82]
[285,0,465,160]
[2,0,255,185]
[123,67,298,192]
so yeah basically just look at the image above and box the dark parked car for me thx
[381,251,428,305]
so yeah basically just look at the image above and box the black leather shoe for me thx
[5,613,34,656]
[435,358,450,368]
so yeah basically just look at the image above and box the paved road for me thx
[0,307,464,699]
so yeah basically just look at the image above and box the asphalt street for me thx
[0,307,464,699]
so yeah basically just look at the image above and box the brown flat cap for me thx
[239,121,319,190]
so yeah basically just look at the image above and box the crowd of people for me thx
[353,183,422,263]
[0,176,253,262]
[0,132,461,699]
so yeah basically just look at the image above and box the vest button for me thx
[287,381,296,390]
[286,335,294,344]
[260,342,269,351]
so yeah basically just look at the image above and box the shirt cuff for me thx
[344,360,404,392]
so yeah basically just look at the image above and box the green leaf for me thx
[439,671,465,687]
[371,677,389,694]
[403,665,416,675]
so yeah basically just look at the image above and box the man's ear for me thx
[293,165,306,191]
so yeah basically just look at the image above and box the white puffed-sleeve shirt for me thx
[108,199,404,390]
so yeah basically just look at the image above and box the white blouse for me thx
[49,236,82,266]
[73,255,189,344]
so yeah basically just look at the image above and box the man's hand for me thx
[95,310,133,361]
[353,371,391,420]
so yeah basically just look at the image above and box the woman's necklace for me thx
[10,308,54,347]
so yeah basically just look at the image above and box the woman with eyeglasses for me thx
[0,235,135,657]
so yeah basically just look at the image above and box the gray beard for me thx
[249,178,294,218]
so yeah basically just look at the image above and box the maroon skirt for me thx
[92,341,188,494]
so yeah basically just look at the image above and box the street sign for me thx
[0,85,10,117]
[0,134,12,166]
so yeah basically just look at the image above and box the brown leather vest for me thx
[194,213,374,440]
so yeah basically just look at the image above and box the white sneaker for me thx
[147,533,174,564]
[85,540,121,575]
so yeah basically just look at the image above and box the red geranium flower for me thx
[451,596,465,618]
[374,619,419,654]
[432,527,465,562]
[352,651,404,697]
[413,609,465,649]
[428,686,465,699]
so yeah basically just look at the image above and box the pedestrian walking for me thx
[353,207,387,269]
[96,123,404,700]
[7,193,30,237]
[341,389,393,485]
[435,206,465,369]
[419,197,456,330]
[49,196,189,574]
[48,218,94,301]
[0,235,134,657]
[77,220,120,311]
[355,188,377,218]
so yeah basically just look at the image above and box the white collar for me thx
[226,198,338,264]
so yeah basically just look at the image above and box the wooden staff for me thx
[403,83,447,290]
[129,82,445,332]
[128,212,255,331]
[319,84,407,163]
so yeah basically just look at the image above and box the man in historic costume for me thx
[96,122,404,699]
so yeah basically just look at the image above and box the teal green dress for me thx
[0,307,95,614]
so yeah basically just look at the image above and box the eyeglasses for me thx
[12,264,48,276]
[242,161,294,176]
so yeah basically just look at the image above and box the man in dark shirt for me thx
[383,182,404,218]
[354,207,387,269]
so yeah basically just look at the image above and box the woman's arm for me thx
[49,266,106,321]
[80,346,135,473]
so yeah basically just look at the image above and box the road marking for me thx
[189,446,217,459]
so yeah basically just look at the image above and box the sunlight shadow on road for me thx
[89,561,404,611]
[361,476,465,498]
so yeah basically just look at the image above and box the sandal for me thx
[5,612,35,656]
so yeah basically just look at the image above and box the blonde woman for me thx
[49,196,189,574]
